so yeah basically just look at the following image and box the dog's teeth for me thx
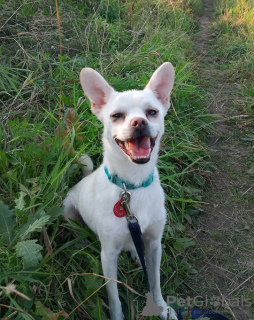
[130,149,151,160]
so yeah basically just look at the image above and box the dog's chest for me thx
[77,170,166,237]
[108,185,166,234]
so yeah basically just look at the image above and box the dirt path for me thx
[184,0,254,319]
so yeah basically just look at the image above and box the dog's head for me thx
[80,63,175,164]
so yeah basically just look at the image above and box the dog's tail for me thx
[77,154,93,177]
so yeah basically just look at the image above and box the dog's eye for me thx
[111,113,123,119]
[147,109,158,116]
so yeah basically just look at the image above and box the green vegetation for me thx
[0,0,211,319]
[213,0,254,113]
[181,0,254,319]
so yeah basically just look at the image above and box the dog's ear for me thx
[145,62,175,110]
[80,68,114,116]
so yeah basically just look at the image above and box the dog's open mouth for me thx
[115,136,156,164]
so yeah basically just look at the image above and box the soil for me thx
[184,0,254,319]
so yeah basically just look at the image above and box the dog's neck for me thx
[103,138,159,186]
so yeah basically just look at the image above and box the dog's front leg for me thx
[144,238,166,303]
[144,228,178,320]
[101,245,124,320]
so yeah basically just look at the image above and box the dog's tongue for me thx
[127,136,150,157]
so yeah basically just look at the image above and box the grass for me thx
[0,0,212,319]
[212,0,254,114]
[180,0,254,318]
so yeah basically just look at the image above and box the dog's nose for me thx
[131,117,148,129]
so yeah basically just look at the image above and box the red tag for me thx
[113,199,127,218]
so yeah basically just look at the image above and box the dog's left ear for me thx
[145,62,175,110]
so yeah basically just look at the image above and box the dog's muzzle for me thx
[115,135,156,164]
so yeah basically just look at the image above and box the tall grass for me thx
[220,0,254,30]
[215,0,254,60]
[0,0,210,319]
[213,0,254,114]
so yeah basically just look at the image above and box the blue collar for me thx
[104,167,154,190]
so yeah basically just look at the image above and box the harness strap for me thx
[128,220,150,292]
[112,182,151,292]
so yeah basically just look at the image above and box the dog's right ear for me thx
[80,68,114,116]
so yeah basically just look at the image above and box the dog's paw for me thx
[160,306,178,320]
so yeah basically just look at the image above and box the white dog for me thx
[64,62,177,320]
